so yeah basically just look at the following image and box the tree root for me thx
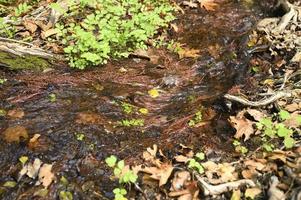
[224,91,291,107]
[195,174,255,196]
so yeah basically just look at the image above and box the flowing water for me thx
[0,2,265,199]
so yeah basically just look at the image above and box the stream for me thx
[0,1,266,199]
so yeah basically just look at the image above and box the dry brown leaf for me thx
[246,109,266,122]
[283,112,301,128]
[3,126,28,143]
[169,181,199,200]
[28,134,41,150]
[75,112,106,124]
[197,0,218,11]
[245,187,262,199]
[147,144,158,157]
[7,109,25,119]
[19,158,42,179]
[175,155,189,163]
[23,20,38,33]
[183,1,198,8]
[241,168,258,179]
[171,171,191,191]
[244,159,266,171]
[41,29,59,39]
[171,24,179,32]
[285,103,300,112]
[203,162,238,184]
[178,47,200,59]
[229,111,255,141]
[38,164,55,187]
[142,163,174,186]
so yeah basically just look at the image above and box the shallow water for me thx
[0,2,264,199]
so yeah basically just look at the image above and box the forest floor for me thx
[0,0,300,200]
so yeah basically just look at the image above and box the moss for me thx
[0,51,50,70]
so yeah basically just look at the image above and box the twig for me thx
[224,91,291,107]
[0,37,35,47]
[195,174,255,196]
[134,183,149,200]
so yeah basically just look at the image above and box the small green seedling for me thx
[49,93,56,102]
[188,111,203,127]
[119,119,144,127]
[0,78,7,84]
[121,102,133,114]
[187,151,205,174]
[105,155,138,200]
[75,133,85,141]
[232,140,248,154]
[14,3,32,16]
[256,110,300,149]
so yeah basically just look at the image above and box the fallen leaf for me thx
[245,187,262,199]
[19,158,42,179]
[283,112,301,128]
[241,168,258,179]
[38,164,55,187]
[169,181,199,200]
[3,181,17,188]
[142,163,174,186]
[175,155,190,163]
[178,47,200,59]
[268,176,285,200]
[244,159,266,171]
[3,126,28,143]
[41,29,59,39]
[229,111,255,141]
[148,88,160,98]
[75,112,105,124]
[197,0,218,11]
[203,161,238,184]
[285,103,300,112]
[23,19,38,33]
[7,109,25,119]
[19,156,29,165]
[171,171,191,191]
[183,1,198,8]
[231,190,241,200]
[246,109,266,121]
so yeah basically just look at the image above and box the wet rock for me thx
[2,125,28,143]
[162,75,180,87]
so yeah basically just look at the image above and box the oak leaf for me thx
[178,47,200,59]
[197,0,218,11]
[142,163,173,186]
[229,111,255,141]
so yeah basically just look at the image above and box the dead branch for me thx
[224,91,291,107]
[195,174,255,196]
[0,41,56,59]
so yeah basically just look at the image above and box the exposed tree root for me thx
[195,174,255,196]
